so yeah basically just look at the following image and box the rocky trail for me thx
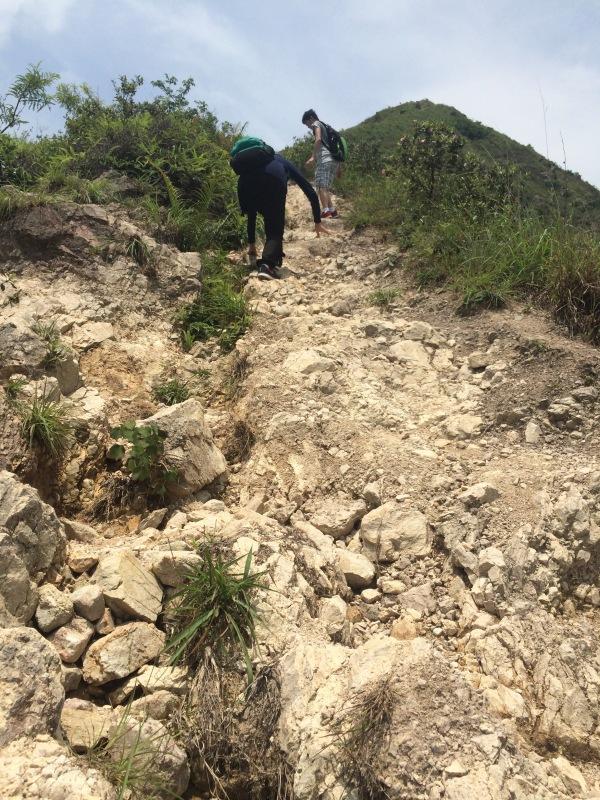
[1,185,600,799]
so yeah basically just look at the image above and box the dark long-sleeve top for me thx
[238,154,321,244]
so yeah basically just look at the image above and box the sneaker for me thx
[330,209,339,218]
[321,209,332,219]
[257,264,281,281]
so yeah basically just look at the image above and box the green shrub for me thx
[32,320,69,367]
[152,379,189,406]
[107,422,176,496]
[367,287,401,308]
[167,543,267,680]
[19,393,73,455]
[177,257,250,352]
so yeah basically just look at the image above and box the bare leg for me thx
[318,187,332,209]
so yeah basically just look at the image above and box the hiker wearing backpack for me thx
[302,110,347,219]
[230,137,330,281]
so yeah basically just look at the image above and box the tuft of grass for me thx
[85,706,182,800]
[0,185,50,221]
[18,391,73,455]
[32,319,69,367]
[152,378,190,406]
[4,376,28,404]
[176,252,250,353]
[126,235,152,267]
[330,677,399,800]
[367,287,401,308]
[166,543,267,681]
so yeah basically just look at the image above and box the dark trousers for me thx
[245,173,287,267]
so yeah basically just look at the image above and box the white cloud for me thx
[0,0,77,44]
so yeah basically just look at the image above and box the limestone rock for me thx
[337,550,375,590]
[106,716,189,797]
[67,542,99,574]
[82,622,165,685]
[442,414,483,440]
[525,420,542,444]
[139,399,228,498]
[110,664,189,705]
[61,698,115,752]
[390,617,418,640]
[307,497,367,539]
[362,481,382,507]
[403,320,434,341]
[95,607,115,635]
[284,349,334,375]
[0,321,46,379]
[389,339,430,367]
[318,595,349,640]
[62,665,82,693]
[47,352,82,396]
[71,584,105,621]
[398,582,436,615]
[360,502,431,562]
[0,627,63,746]
[94,550,163,622]
[551,755,588,795]
[0,734,116,799]
[130,690,180,721]
[47,616,95,663]
[71,321,114,351]
[459,482,500,508]
[0,471,67,622]
[35,584,74,633]
[150,550,202,587]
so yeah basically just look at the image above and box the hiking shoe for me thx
[330,209,339,218]
[321,209,332,219]
[257,264,281,281]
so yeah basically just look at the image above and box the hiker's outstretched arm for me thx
[286,162,321,224]
[247,210,257,245]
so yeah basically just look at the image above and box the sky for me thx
[2,0,600,186]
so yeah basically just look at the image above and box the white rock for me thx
[318,595,348,639]
[150,550,202,587]
[284,349,334,375]
[403,321,434,341]
[361,503,431,562]
[0,471,67,623]
[110,664,189,705]
[525,420,542,444]
[362,481,382,507]
[47,616,95,663]
[0,735,116,799]
[94,550,163,622]
[337,550,375,590]
[35,584,74,633]
[307,497,367,539]
[442,414,483,440]
[71,584,105,621]
[140,399,228,498]
[459,482,500,508]
[71,321,114,351]
[82,622,165,685]
[551,755,588,795]
[389,339,430,367]
[60,698,115,752]
[0,627,64,746]
[361,588,381,603]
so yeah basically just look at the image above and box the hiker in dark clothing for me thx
[237,153,330,280]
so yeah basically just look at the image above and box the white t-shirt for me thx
[312,121,334,164]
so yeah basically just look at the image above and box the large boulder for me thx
[82,622,165,685]
[0,627,64,746]
[0,734,116,799]
[94,550,162,622]
[360,502,431,562]
[139,399,228,498]
[0,321,46,379]
[0,471,67,622]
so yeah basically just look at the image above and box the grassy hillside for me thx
[343,100,600,226]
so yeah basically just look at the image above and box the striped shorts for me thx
[315,157,338,189]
